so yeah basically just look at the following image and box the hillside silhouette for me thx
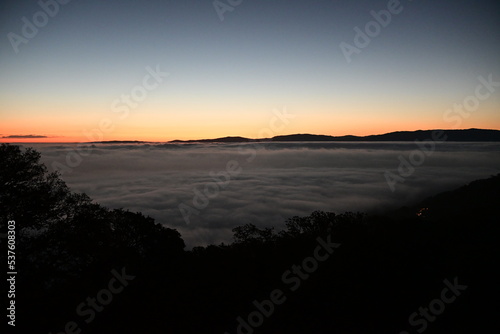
[167,128,500,143]
[1,143,498,333]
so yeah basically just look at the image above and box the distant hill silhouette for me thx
[88,140,152,144]
[413,173,500,222]
[169,136,254,143]
[169,128,500,143]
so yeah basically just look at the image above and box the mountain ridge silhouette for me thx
[84,129,500,144]
[168,128,500,143]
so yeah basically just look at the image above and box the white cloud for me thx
[30,142,500,247]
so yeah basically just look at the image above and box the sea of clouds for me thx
[29,142,500,247]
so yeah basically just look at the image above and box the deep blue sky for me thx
[1,0,499,141]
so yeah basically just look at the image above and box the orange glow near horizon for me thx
[2,99,499,143]
[2,121,500,144]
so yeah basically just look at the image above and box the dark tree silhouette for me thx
[0,144,185,333]
[0,144,70,229]
[1,143,498,334]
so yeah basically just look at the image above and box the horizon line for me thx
[2,128,500,144]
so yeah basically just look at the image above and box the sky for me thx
[1,0,499,142]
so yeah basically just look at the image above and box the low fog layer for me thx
[32,142,500,247]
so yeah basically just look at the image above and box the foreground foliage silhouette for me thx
[1,144,498,333]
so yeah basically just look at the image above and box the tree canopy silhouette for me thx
[1,143,498,334]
